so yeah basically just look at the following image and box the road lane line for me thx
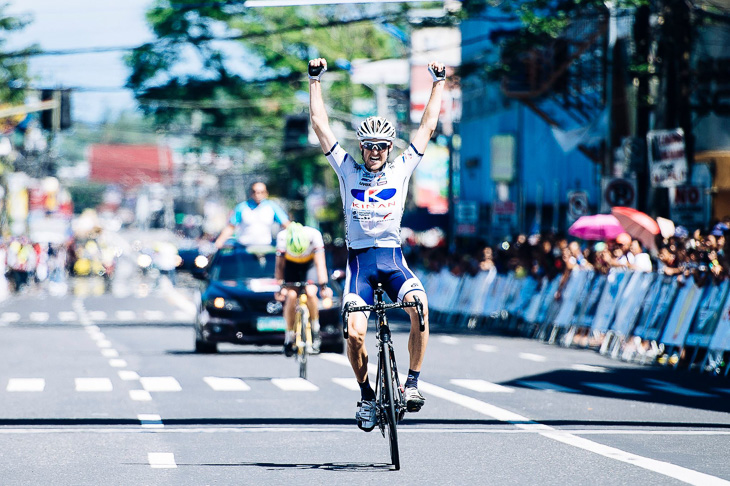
[29,312,49,323]
[140,377,182,392]
[101,349,119,358]
[58,311,77,322]
[118,370,140,381]
[322,352,728,485]
[332,378,360,391]
[1,312,20,323]
[474,344,497,353]
[129,390,152,401]
[518,352,547,362]
[115,310,136,321]
[7,378,45,392]
[438,336,459,345]
[516,380,578,394]
[138,414,164,428]
[148,452,176,468]
[583,382,648,395]
[96,340,112,348]
[203,377,251,391]
[143,310,165,321]
[87,311,107,321]
[571,364,609,373]
[645,379,716,398]
[109,359,128,368]
[450,379,514,393]
[271,378,319,391]
[75,378,113,392]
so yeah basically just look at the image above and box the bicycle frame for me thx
[284,282,313,379]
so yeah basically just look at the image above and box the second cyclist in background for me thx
[275,222,333,356]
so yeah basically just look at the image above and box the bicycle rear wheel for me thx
[381,343,400,470]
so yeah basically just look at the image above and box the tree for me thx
[0,4,36,106]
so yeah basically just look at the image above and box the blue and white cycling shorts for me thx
[344,247,425,307]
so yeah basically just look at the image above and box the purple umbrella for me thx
[568,214,625,241]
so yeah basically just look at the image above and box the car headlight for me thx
[194,255,209,268]
[137,254,152,268]
[205,297,242,311]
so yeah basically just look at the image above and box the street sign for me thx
[669,185,710,229]
[567,190,589,223]
[647,128,688,188]
[601,176,636,212]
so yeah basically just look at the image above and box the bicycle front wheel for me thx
[381,342,400,470]
[296,308,308,380]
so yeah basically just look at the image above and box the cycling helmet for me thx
[356,116,396,141]
[285,222,310,257]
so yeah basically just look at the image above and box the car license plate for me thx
[256,316,286,331]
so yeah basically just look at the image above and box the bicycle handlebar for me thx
[342,297,425,339]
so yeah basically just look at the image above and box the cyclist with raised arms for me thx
[275,222,333,355]
[308,57,446,431]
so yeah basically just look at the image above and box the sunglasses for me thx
[362,141,390,151]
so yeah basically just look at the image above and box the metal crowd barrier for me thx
[421,267,730,375]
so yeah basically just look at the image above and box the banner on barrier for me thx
[685,281,730,347]
[553,271,589,328]
[660,278,703,347]
[636,277,678,341]
[611,272,656,337]
[574,274,607,328]
[708,290,730,352]
[591,270,631,333]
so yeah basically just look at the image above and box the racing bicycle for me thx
[283,282,314,379]
[342,284,425,470]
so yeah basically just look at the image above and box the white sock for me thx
[312,319,320,333]
[285,331,294,344]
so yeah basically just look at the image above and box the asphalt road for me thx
[1,269,730,485]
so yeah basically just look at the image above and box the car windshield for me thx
[209,251,276,281]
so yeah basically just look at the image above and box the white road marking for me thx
[88,311,107,321]
[29,312,49,323]
[271,378,319,391]
[148,452,176,469]
[138,414,164,428]
[118,370,140,381]
[7,378,45,392]
[571,364,609,373]
[115,310,136,321]
[58,311,77,322]
[143,310,165,321]
[332,377,360,391]
[109,359,128,368]
[140,377,182,392]
[75,378,113,392]
[85,325,101,333]
[450,379,514,393]
[101,349,119,358]
[88,332,105,341]
[516,381,578,394]
[203,377,251,391]
[1,312,20,322]
[438,336,459,345]
[645,379,715,398]
[583,382,648,395]
[174,310,191,321]
[518,352,547,362]
[129,390,152,401]
[96,340,112,348]
[474,344,497,353]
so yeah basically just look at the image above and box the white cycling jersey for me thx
[325,142,423,249]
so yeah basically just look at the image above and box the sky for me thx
[5,0,155,124]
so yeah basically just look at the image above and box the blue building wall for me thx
[458,13,600,235]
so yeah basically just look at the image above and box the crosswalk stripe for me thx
[115,310,136,321]
[516,381,578,394]
[332,378,360,391]
[118,370,140,381]
[203,377,251,391]
[438,336,459,345]
[173,310,191,321]
[1,312,20,322]
[29,312,49,322]
[518,353,547,362]
[584,382,648,395]
[645,379,715,398]
[148,452,176,469]
[450,379,514,393]
[7,378,45,392]
[58,311,77,322]
[474,344,497,353]
[88,311,107,321]
[143,310,165,321]
[138,414,164,428]
[129,390,152,401]
[96,340,112,348]
[75,378,113,392]
[109,359,128,368]
[271,378,319,391]
[571,364,608,373]
[140,377,182,392]
[101,349,119,358]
